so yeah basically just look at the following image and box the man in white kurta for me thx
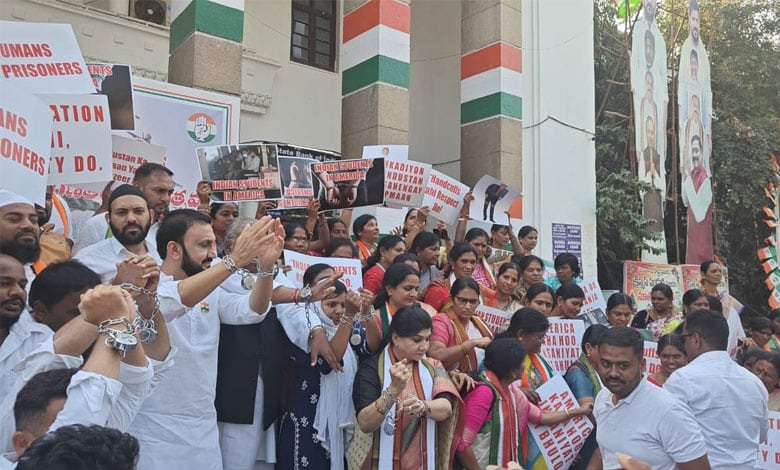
[127,210,283,470]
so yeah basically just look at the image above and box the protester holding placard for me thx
[545,252,583,292]
[564,324,608,470]
[424,243,494,313]
[283,222,324,257]
[483,262,524,313]
[522,283,556,316]
[551,282,586,319]
[429,278,493,374]
[631,283,679,341]
[362,235,406,295]
[209,202,238,258]
[456,338,592,470]
[647,334,686,387]
[352,214,379,267]
[397,207,429,251]
[350,305,462,470]
[752,352,780,411]
[489,224,523,254]
[605,293,634,327]
[410,231,443,295]
[462,228,496,290]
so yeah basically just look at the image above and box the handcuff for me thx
[98,318,138,358]
[119,283,160,344]
[223,255,279,290]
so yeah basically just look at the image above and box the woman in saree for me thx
[429,278,493,374]
[456,338,592,470]
[511,254,545,300]
[373,263,438,340]
[496,307,555,469]
[351,305,463,470]
[482,262,524,313]
[631,283,679,341]
[522,283,556,316]
[424,243,494,313]
[647,334,687,387]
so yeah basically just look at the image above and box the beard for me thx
[1,233,41,264]
[0,295,25,330]
[181,245,211,277]
[110,220,150,246]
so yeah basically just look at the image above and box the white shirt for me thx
[74,236,162,284]
[128,272,270,470]
[594,375,707,470]
[0,313,53,401]
[665,350,769,469]
[217,269,281,469]
[50,370,124,432]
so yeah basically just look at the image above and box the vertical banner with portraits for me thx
[630,0,668,263]
[678,0,713,264]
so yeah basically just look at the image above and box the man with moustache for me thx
[0,191,41,284]
[593,327,710,470]
[74,184,160,285]
[73,163,175,254]
[127,209,283,470]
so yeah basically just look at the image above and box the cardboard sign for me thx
[758,411,780,470]
[277,155,316,208]
[310,157,385,210]
[0,82,52,205]
[469,175,523,223]
[283,250,363,291]
[576,308,609,328]
[111,135,166,184]
[475,304,513,335]
[384,159,431,208]
[643,341,661,375]
[0,22,93,94]
[362,144,408,160]
[529,375,594,470]
[541,318,586,374]
[39,94,112,186]
[580,279,607,314]
[197,143,281,202]
[422,169,469,226]
[86,63,135,130]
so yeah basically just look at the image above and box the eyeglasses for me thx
[454,296,479,306]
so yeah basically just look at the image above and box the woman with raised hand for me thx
[351,305,462,469]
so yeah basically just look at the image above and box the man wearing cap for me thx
[0,190,43,286]
[72,163,175,254]
[74,184,161,285]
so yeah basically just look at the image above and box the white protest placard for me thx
[0,22,94,94]
[39,94,112,186]
[111,135,166,184]
[529,375,594,470]
[0,82,52,205]
[422,170,469,226]
[541,318,586,374]
[758,411,780,469]
[362,144,408,160]
[579,278,607,314]
[384,159,431,208]
[283,250,363,291]
[468,174,523,224]
[476,304,513,336]
[643,341,661,375]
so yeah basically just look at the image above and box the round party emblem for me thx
[187,112,217,143]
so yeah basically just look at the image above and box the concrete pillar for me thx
[167,0,244,95]
[341,0,410,158]
[460,0,522,189]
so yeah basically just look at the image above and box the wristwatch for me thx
[300,285,313,303]
[103,328,138,358]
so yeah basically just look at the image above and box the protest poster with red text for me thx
[0,22,93,95]
[277,155,316,209]
[580,279,607,315]
[758,411,780,470]
[541,318,586,374]
[310,158,385,211]
[643,341,661,375]
[111,135,166,184]
[0,82,52,205]
[384,159,431,208]
[40,94,112,186]
[86,63,135,130]
[197,143,281,202]
[283,250,363,290]
[529,375,594,470]
[422,169,469,226]
[476,304,513,336]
